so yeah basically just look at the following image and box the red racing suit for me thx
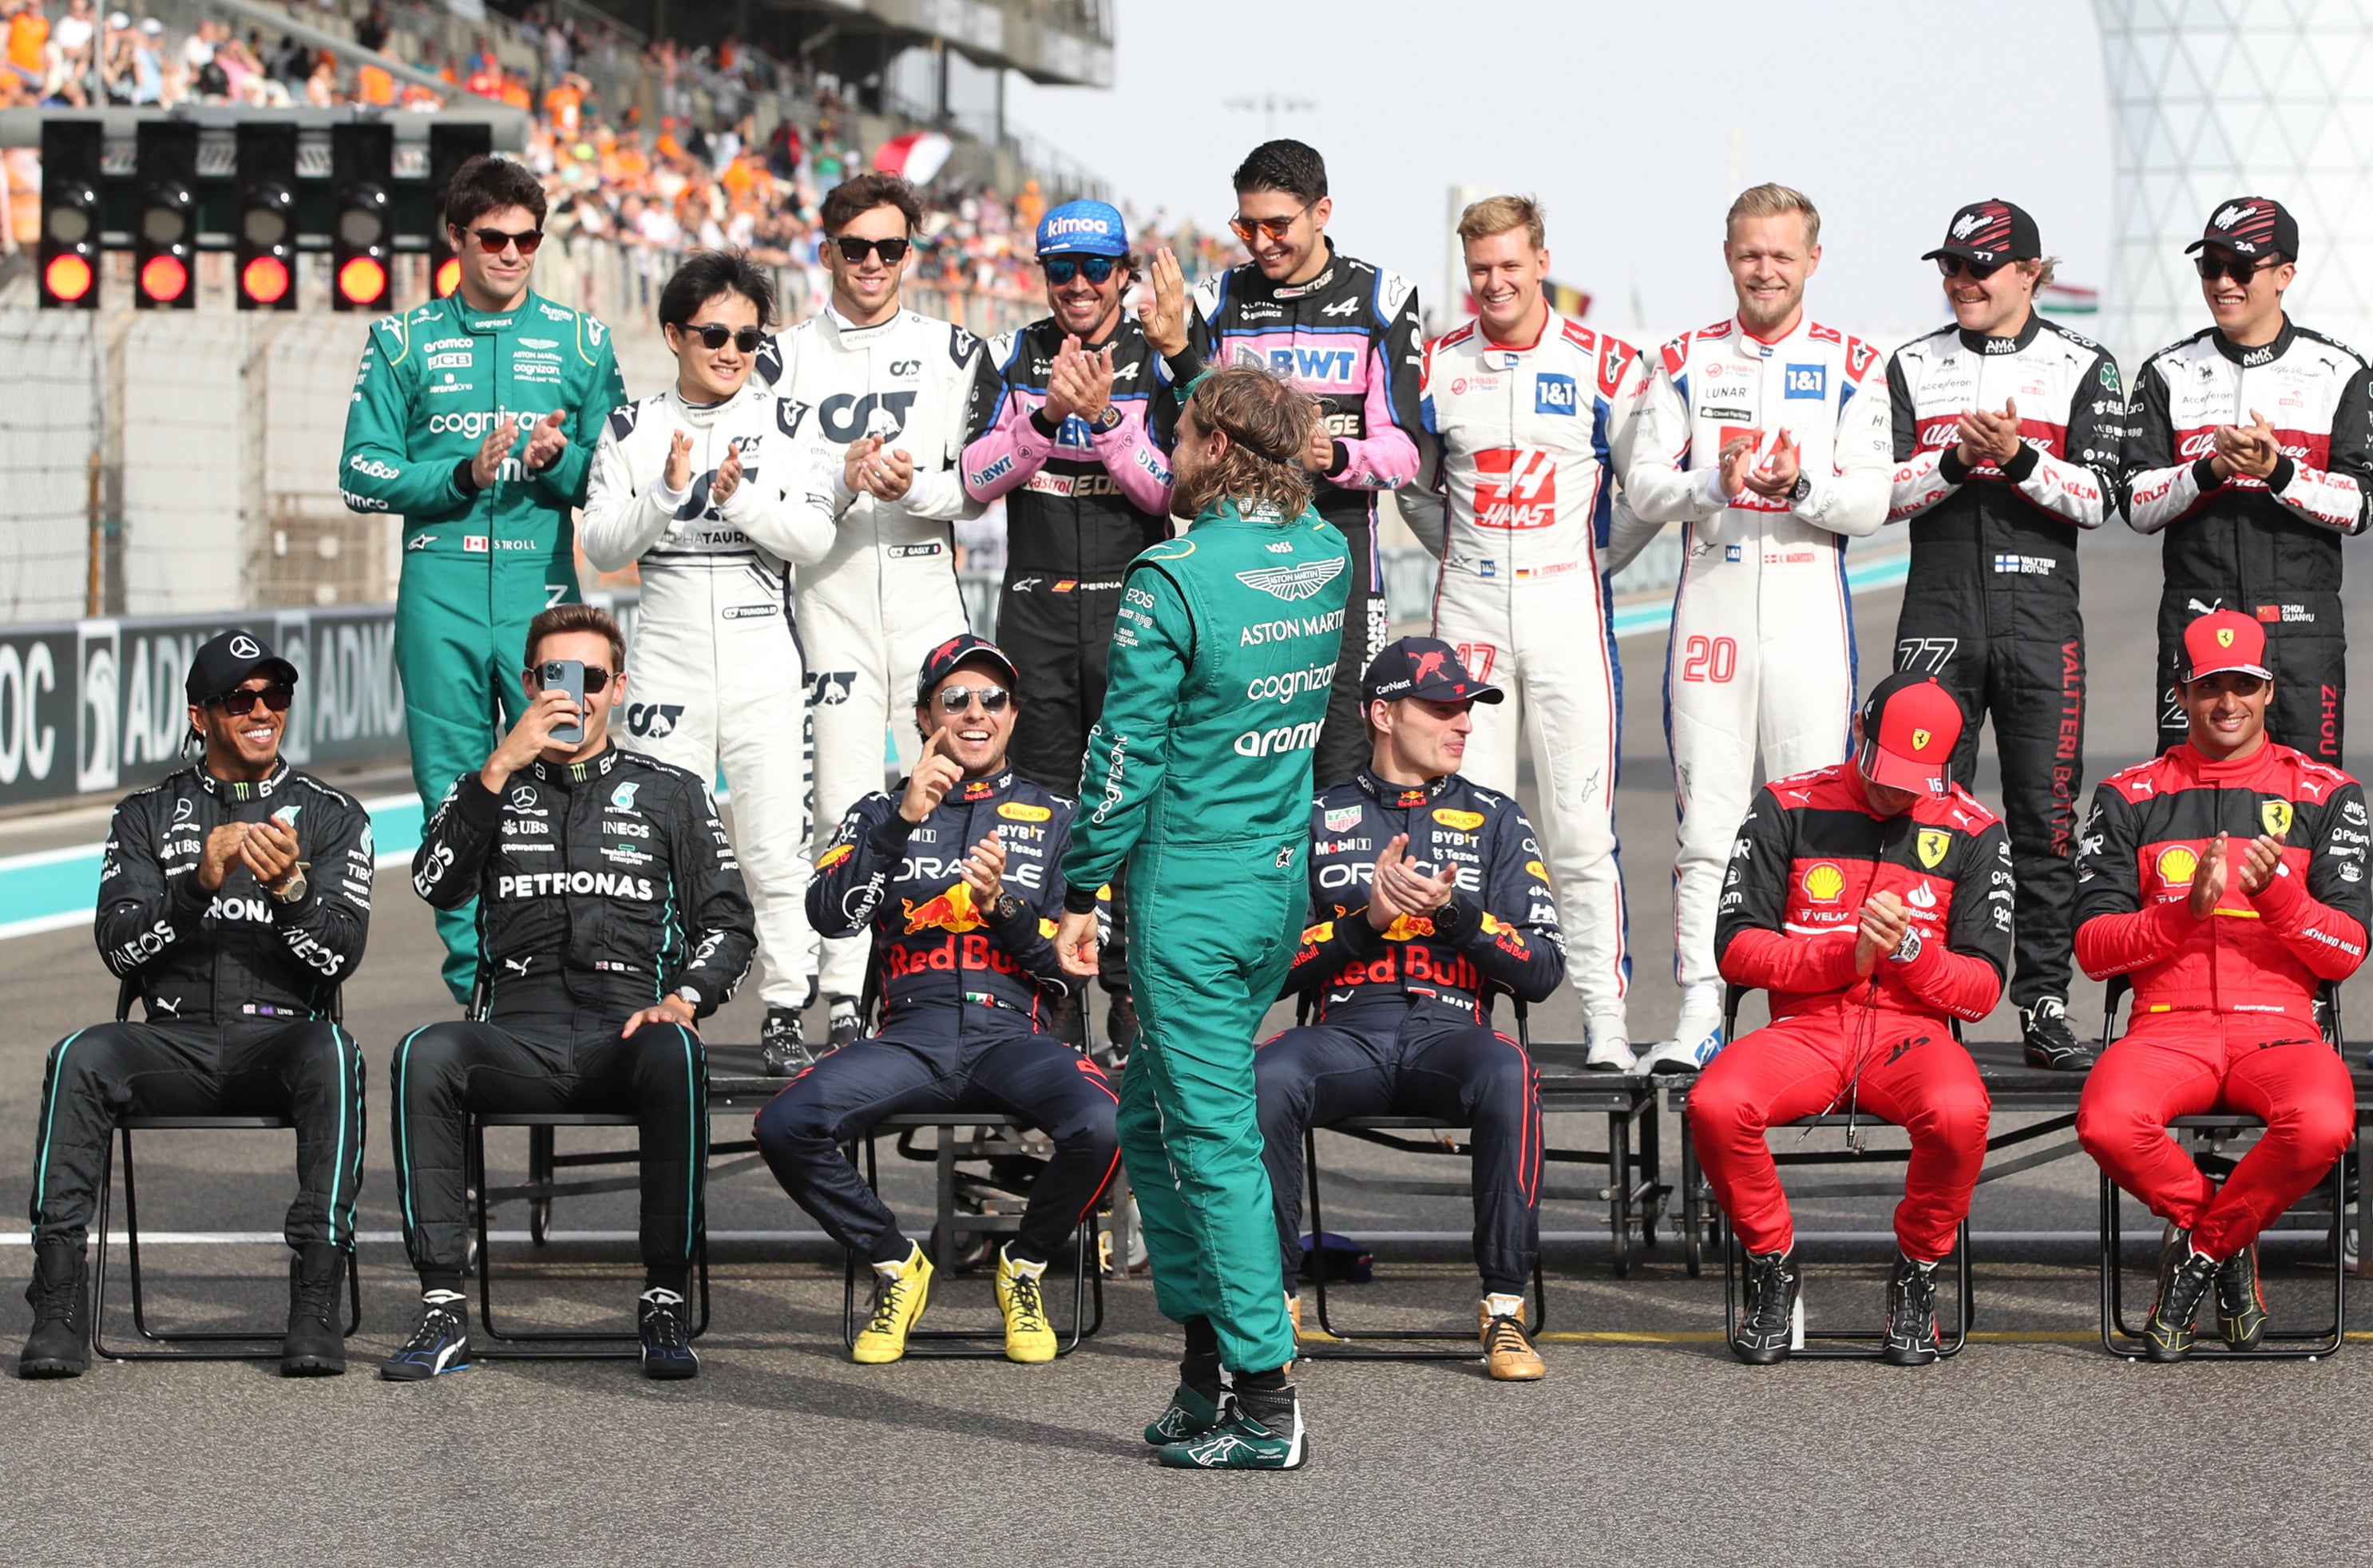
[2072,741,2370,1256]
[1688,764,2012,1259]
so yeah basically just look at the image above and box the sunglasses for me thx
[1228,204,1311,245]
[833,235,911,265]
[210,683,294,716]
[1042,255,1119,285]
[933,683,1011,714]
[1936,255,2007,281]
[463,226,545,256]
[525,665,616,694]
[684,322,765,353]
[2196,254,2277,286]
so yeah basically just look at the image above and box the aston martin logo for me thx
[1236,556,1347,602]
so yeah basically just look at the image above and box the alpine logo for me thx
[1472,448,1558,529]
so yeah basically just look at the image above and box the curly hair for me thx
[1173,366,1317,520]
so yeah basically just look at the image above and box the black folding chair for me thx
[838,1113,1103,1359]
[88,980,361,1362]
[2096,976,2347,1360]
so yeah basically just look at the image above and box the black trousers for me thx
[30,1016,366,1250]
[2155,588,2346,764]
[1313,516,1387,792]
[751,1016,1119,1265]
[1254,997,1542,1295]
[390,995,706,1278]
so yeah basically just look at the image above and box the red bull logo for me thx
[903,881,987,934]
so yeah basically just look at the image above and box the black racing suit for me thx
[33,762,373,1252]
[2123,317,2373,762]
[1885,313,2123,1009]
[961,314,1177,998]
[1164,241,1426,788]
[397,746,755,1285]
[1255,767,1563,1295]
[753,766,1118,1265]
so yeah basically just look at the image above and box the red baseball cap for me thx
[2180,608,2272,683]
[1856,673,1964,796]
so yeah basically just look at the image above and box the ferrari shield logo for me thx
[1916,829,1951,869]
[1911,728,1932,751]
[2217,627,2237,648]
[2263,799,2294,837]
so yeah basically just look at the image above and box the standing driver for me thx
[22,632,373,1380]
[1690,673,2011,1368]
[753,634,1119,1367]
[1259,638,1564,1382]
[2074,609,2366,1360]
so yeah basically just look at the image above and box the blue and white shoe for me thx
[1583,1010,1638,1072]
[1638,1013,1724,1075]
[378,1290,471,1380]
[638,1288,699,1380]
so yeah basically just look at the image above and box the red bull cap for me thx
[915,632,1021,703]
[1361,636,1503,706]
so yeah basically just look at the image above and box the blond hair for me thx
[1175,367,1317,520]
[1725,182,1820,249]
[1456,193,1546,252]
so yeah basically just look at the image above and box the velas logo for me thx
[1472,447,1558,529]
[228,635,263,659]
[903,881,987,933]
[1802,862,1846,901]
[2157,844,2200,885]
[1911,728,1932,751]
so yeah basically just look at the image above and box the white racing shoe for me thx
[1637,1010,1725,1075]
[1583,1011,1638,1072]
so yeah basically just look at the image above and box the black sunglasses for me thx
[1043,255,1118,285]
[210,683,294,716]
[834,235,911,265]
[525,665,616,694]
[1936,255,2007,281]
[2196,253,2277,286]
[464,226,545,256]
[933,683,1011,714]
[684,322,765,353]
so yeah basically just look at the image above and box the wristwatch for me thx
[267,865,308,905]
[1091,404,1124,434]
[674,986,702,1011]
[1789,473,1813,505]
[1887,928,1923,965]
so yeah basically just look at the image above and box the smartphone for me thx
[541,659,585,745]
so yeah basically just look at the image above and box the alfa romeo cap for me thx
[1035,199,1128,259]
[1921,199,2041,265]
[915,632,1020,702]
[2180,608,2272,683]
[1856,672,1964,796]
[2186,196,2299,259]
[1361,636,1503,705]
[185,629,299,705]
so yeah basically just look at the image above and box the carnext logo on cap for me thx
[1784,364,1826,399]
[1535,373,1576,415]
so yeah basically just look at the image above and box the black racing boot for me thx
[1732,1249,1800,1365]
[826,995,862,1051]
[1880,1252,1941,1367]
[760,1007,814,1077]
[1144,1315,1230,1443]
[2145,1242,2217,1362]
[380,1289,471,1380]
[1158,1368,1305,1469]
[2215,1242,2268,1352]
[280,1243,347,1376]
[638,1288,699,1380]
[1104,987,1140,1061]
[18,1241,89,1380]
[2020,999,2095,1071]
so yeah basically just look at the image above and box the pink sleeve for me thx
[961,393,1055,503]
[1328,340,1420,491]
[1088,403,1175,516]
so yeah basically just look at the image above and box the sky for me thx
[1006,0,2114,345]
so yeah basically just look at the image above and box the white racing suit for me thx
[581,379,838,1012]
[1403,310,1649,1028]
[761,306,993,1001]
[1620,315,1893,994]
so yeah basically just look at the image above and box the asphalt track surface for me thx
[7,520,2373,1565]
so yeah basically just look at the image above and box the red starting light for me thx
[139,253,190,303]
[337,255,388,307]
[434,256,462,298]
[241,255,291,305]
[46,253,94,303]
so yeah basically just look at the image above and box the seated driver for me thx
[1258,638,1565,1382]
[1690,672,2011,1368]
[753,634,1119,1366]
[2074,608,2367,1360]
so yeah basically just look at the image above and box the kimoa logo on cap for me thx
[229,635,262,659]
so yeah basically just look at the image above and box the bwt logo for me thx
[1267,346,1358,385]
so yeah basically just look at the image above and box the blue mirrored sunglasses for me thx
[1042,255,1119,285]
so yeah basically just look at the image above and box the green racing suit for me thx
[339,289,625,1001]
[1060,495,1350,1377]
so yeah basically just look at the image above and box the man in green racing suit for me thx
[339,156,625,1001]
[1056,363,1349,1471]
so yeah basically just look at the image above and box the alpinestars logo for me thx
[1237,557,1347,602]
[1473,448,1558,529]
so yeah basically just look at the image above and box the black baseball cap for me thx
[2186,196,2299,259]
[1361,636,1503,706]
[914,632,1020,703]
[1921,200,2041,265]
[185,629,299,705]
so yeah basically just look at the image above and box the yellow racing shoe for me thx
[1479,1293,1544,1380]
[852,1243,933,1364]
[995,1245,1057,1364]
